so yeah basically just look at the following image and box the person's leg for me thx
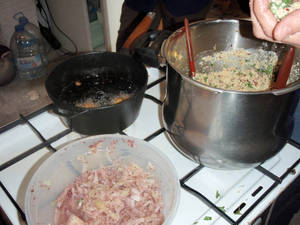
[159,0,214,31]
[116,2,147,51]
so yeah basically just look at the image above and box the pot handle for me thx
[159,39,168,67]
[130,30,172,68]
[1,51,10,59]
[53,106,89,119]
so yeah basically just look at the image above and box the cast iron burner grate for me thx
[180,156,300,225]
[0,75,299,225]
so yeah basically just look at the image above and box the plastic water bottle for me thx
[16,12,51,54]
[10,19,47,80]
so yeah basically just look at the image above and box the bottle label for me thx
[16,54,42,70]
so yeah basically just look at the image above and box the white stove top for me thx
[0,67,299,225]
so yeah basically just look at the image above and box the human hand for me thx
[250,0,300,48]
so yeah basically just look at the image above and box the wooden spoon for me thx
[184,18,196,77]
[275,46,295,89]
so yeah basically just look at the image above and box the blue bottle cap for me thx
[15,23,25,32]
[18,16,29,25]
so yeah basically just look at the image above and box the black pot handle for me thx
[118,30,171,68]
[131,30,172,68]
[53,106,89,120]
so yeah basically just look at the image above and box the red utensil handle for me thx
[184,18,196,77]
[275,46,295,89]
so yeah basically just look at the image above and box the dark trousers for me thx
[116,0,213,51]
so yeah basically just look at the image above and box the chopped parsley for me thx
[216,190,220,199]
[218,206,226,212]
[266,64,273,76]
[247,81,254,88]
[204,216,212,221]
[269,2,283,10]
[78,199,83,208]
[282,0,293,6]
[234,208,242,215]
[256,64,273,76]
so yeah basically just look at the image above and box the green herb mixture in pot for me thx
[193,48,278,92]
[269,0,300,21]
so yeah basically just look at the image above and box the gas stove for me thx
[0,67,299,225]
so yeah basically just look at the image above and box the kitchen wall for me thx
[45,0,123,52]
[46,0,93,52]
[0,0,123,52]
[101,0,123,51]
[0,0,38,47]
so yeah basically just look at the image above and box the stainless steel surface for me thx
[162,19,300,170]
[0,45,15,86]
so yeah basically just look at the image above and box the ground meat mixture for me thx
[269,0,300,21]
[193,48,278,91]
[54,163,164,225]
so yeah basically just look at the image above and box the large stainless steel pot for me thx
[162,19,300,170]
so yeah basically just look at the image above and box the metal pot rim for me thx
[173,70,300,96]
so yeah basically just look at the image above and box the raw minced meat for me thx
[54,163,164,225]
[269,0,300,21]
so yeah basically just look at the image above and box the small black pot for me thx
[45,52,148,135]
